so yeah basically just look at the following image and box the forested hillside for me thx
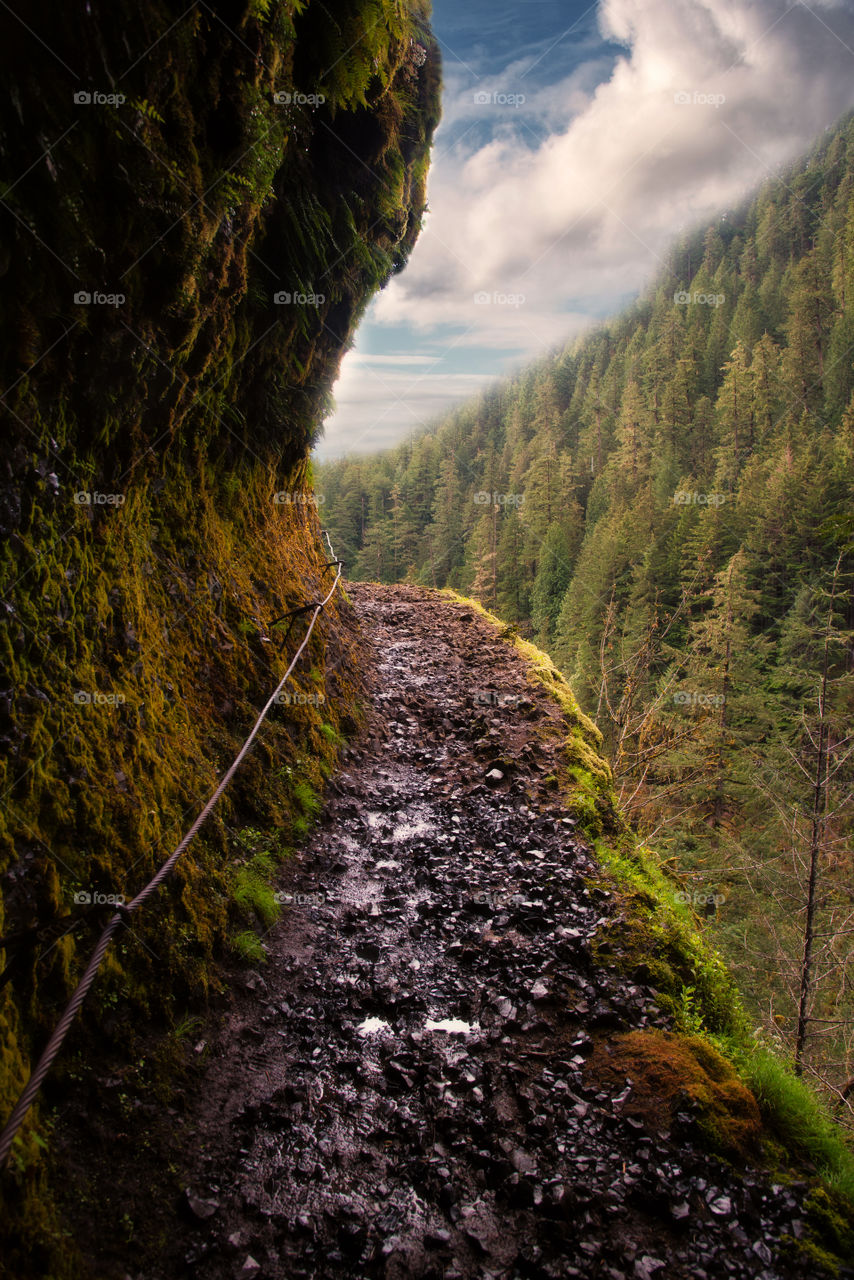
[318,113,854,1101]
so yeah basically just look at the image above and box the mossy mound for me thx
[587,1029,762,1162]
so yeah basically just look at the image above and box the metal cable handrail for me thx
[0,530,343,1167]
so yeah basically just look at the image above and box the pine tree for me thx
[713,340,753,488]
[531,522,578,645]
[672,549,771,831]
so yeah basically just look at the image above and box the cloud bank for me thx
[319,0,854,457]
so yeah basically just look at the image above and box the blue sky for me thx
[316,0,854,459]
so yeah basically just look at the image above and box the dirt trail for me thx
[76,585,836,1279]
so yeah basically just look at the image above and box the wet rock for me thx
[634,1259,666,1279]
[708,1194,732,1216]
[183,1189,220,1221]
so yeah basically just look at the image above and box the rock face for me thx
[0,0,440,470]
[61,586,851,1279]
[0,5,439,1271]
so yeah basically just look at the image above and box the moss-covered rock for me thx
[586,1029,763,1162]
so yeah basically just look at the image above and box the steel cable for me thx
[0,531,343,1167]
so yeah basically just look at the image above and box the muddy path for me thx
[71,585,838,1279]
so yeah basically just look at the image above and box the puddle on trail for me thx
[356,1016,480,1038]
[364,812,437,844]
[424,1017,479,1035]
[392,817,435,842]
[356,1017,392,1036]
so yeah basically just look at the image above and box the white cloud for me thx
[324,353,496,456]
[320,0,854,458]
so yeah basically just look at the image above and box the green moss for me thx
[587,1030,762,1161]
[780,1235,846,1278]
[590,835,745,1037]
[803,1188,854,1263]
[292,779,319,812]
[320,722,343,746]
[0,336,371,1274]
[723,1048,854,1201]
[233,866,280,929]
[232,930,267,964]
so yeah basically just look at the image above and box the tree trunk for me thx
[794,561,838,1074]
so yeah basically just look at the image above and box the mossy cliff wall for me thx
[0,0,440,1265]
